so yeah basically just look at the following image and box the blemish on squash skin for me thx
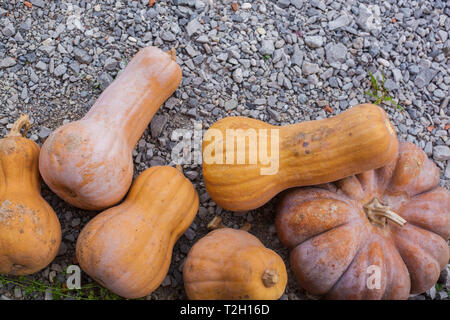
[0,139,18,155]
[0,200,40,227]
[64,133,82,152]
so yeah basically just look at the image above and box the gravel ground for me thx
[0,0,449,300]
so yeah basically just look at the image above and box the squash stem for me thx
[207,216,225,230]
[7,114,31,138]
[262,269,279,288]
[166,47,176,61]
[363,198,407,227]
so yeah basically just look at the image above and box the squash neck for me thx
[82,48,180,147]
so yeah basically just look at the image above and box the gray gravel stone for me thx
[392,69,402,83]
[36,61,48,71]
[53,64,67,77]
[291,0,303,9]
[161,31,176,42]
[277,0,291,8]
[2,24,15,37]
[329,14,351,31]
[73,48,93,64]
[224,99,238,111]
[434,145,450,161]
[291,44,304,67]
[104,58,118,71]
[186,18,202,36]
[150,114,168,138]
[325,43,347,64]
[30,0,46,8]
[304,36,323,48]
[0,57,16,69]
[260,39,275,56]
[99,72,113,88]
[302,62,320,76]
[233,68,244,83]
[414,68,437,89]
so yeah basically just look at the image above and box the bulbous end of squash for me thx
[39,120,133,210]
[0,115,62,276]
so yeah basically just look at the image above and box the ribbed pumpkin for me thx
[0,115,61,275]
[203,104,398,212]
[276,141,450,299]
[76,166,199,299]
[39,47,182,210]
[184,228,288,300]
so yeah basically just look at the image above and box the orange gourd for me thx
[276,141,450,299]
[39,47,182,210]
[202,104,398,212]
[0,115,61,275]
[76,166,199,299]
[183,228,287,300]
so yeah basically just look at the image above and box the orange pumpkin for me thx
[39,47,182,210]
[76,166,199,299]
[0,115,61,275]
[276,141,450,299]
[184,228,288,300]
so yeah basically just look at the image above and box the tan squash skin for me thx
[184,228,288,300]
[276,141,450,300]
[0,115,61,275]
[76,166,199,299]
[39,47,182,210]
[203,104,398,212]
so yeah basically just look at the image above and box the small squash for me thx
[0,115,61,275]
[183,228,287,300]
[203,104,398,211]
[39,47,182,210]
[76,166,199,299]
[276,141,450,299]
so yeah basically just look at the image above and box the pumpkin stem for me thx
[262,269,279,288]
[8,114,31,138]
[207,216,225,230]
[166,47,176,61]
[363,198,407,227]
[176,164,183,173]
[240,222,252,232]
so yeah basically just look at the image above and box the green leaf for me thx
[368,71,379,91]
